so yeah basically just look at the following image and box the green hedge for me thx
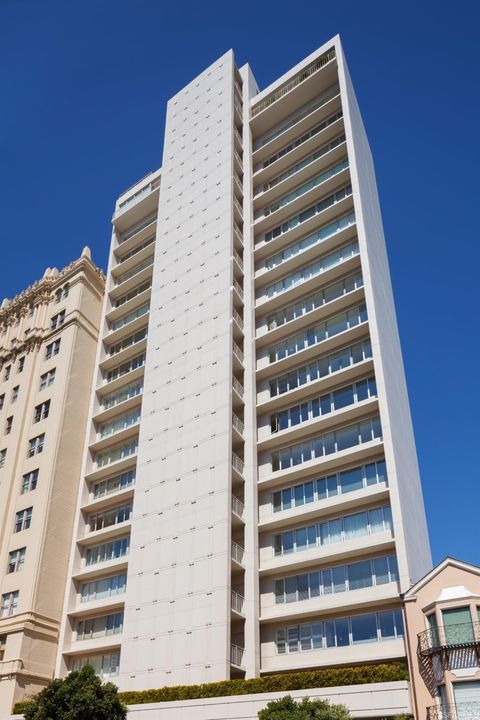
[119,662,408,705]
[13,663,408,713]
[11,700,32,715]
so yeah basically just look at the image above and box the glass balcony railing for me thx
[259,158,349,218]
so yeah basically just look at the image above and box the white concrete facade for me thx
[56,35,430,716]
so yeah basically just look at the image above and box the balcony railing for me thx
[427,704,480,720]
[232,376,244,398]
[234,196,243,218]
[231,590,245,614]
[251,47,336,118]
[234,127,243,146]
[233,248,244,271]
[233,278,244,300]
[418,622,480,656]
[232,453,244,477]
[234,224,244,247]
[234,149,243,167]
[117,177,160,212]
[232,413,244,436]
[232,341,244,364]
[231,495,244,518]
[231,540,244,565]
[230,643,245,667]
[233,308,244,330]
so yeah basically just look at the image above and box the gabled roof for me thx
[403,556,480,598]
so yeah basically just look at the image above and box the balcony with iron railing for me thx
[230,643,245,667]
[231,495,244,519]
[418,622,480,656]
[251,48,336,119]
[231,540,244,565]
[231,590,245,615]
[232,341,244,365]
[232,453,244,478]
[427,704,480,720]
[232,376,244,399]
[232,413,244,437]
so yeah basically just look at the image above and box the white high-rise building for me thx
[57,34,431,698]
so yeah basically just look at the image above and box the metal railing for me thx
[232,413,244,435]
[251,48,336,118]
[427,704,480,720]
[234,127,243,146]
[232,376,244,397]
[232,341,244,364]
[418,622,480,655]
[231,495,245,518]
[231,540,244,564]
[231,590,245,614]
[234,101,243,118]
[233,196,243,218]
[232,452,244,477]
[234,149,243,167]
[118,214,157,245]
[233,174,243,195]
[233,248,243,270]
[230,643,245,667]
[233,278,244,300]
[234,224,244,247]
[233,307,244,330]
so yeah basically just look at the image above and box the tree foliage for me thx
[22,665,127,720]
[258,695,351,719]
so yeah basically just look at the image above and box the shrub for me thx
[13,665,126,720]
[119,662,408,705]
[258,695,351,719]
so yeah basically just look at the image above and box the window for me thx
[80,574,127,603]
[101,381,143,411]
[17,357,25,373]
[95,439,138,468]
[270,376,377,433]
[276,610,403,654]
[4,365,11,381]
[45,339,61,359]
[274,505,392,556]
[76,612,124,641]
[39,369,56,390]
[109,327,147,356]
[62,284,69,299]
[0,634,5,661]
[33,400,50,423]
[51,310,65,330]
[5,416,13,435]
[106,352,145,383]
[275,556,398,604]
[28,304,35,317]
[11,385,19,403]
[0,394,4,409]
[272,416,382,471]
[15,508,32,532]
[0,449,6,468]
[7,548,26,573]
[269,304,368,364]
[88,503,132,532]
[99,409,140,439]
[21,469,39,494]
[27,434,45,457]
[1,591,19,617]
[71,652,120,678]
[442,607,474,644]
[85,537,130,565]
[264,184,352,243]
[92,470,135,500]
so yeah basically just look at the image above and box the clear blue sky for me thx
[1,0,479,568]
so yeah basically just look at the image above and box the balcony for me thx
[233,278,244,302]
[234,195,243,221]
[233,248,244,272]
[418,622,480,657]
[251,48,336,119]
[233,341,244,372]
[231,590,245,616]
[232,453,244,479]
[231,541,244,566]
[232,413,244,437]
[230,643,245,668]
[427,704,480,720]
[231,495,245,520]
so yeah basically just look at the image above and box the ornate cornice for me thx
[0,249,105,327]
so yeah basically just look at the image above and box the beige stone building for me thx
[404,558,480,720]
[0,248,104,715]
